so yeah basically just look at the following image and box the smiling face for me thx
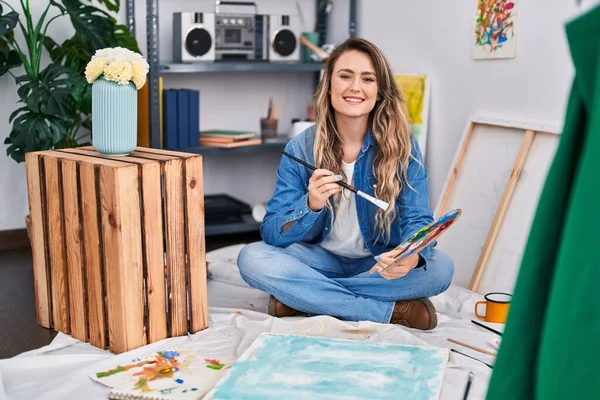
[330,49,379,120]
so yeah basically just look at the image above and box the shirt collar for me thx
[360,124,375,153]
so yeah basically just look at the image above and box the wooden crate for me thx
[25,146,208,354]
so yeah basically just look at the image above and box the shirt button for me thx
[360,218,364,223]
[300,211,303,215]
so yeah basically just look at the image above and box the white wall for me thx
[0,0,595,230]
[348,0,595,205]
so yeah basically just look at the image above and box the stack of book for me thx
[162,88,200,150]
[200,130,262,148]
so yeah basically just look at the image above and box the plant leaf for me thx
[114,23,140,54]
[0,47,22,76]
[58,35,92,73]
[0,37,8,55]
[15,64,76,120]
[0,10,19,37]
[67,70,92,115]
[49,0,66,14]
[4,109,67,162]
[43,36,66,64]
[95,0,120,13]
[58,0,117,51]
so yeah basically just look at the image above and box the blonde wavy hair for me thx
[313,37,413,245]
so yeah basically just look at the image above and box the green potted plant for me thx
[0,0,141,163]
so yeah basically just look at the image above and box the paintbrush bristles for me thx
[357,191,389,211]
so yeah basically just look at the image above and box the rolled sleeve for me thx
[260,143,324,247]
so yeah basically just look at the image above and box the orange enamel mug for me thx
[474,292,512,324]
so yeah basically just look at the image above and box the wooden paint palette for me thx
[382,209,462,270]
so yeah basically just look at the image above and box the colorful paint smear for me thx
[394,73,430,156]
[205,359,226,370]
[473,0,517,59]
[382,208,461,271]
[91,348,230,399]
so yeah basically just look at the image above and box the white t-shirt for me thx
[320,160,372,258]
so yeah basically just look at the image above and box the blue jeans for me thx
[237,241,454,323]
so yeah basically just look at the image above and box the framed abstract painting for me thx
[473,0,518,59]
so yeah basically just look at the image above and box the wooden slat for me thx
[78,145,187,160]
[38,150,129,168]
[435,122,476,219]
[100,164,146,353]
[79,162,106,349]
[42,155,70,333]
[141,162,168,342]
[130,150,180,161]
[469,130,536,291]
[164,159,188,336]
[25,153,52,328]
[185,156,208,332]
[60,148,158,165]
[61,159,88,341]
[129,151,178,161]
[133,146,196,158]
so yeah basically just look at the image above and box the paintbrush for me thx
[281,151,389,211]
[462,371,474,400]
[447,338,496,356]
[451,349,493,369]
[471,320,503,336]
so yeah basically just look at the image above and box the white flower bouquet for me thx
[85,47,150,90]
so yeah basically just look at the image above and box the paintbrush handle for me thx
[451,349,494,369]
[471,320,503,336]
[281,151,357,193]
[448,338,496,356]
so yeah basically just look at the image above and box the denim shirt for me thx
[260,124,435,267]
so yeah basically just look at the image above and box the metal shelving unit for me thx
[160,61,325,74]
[131,0,357,149]
[179,136,289,155]
[126,0,357,236]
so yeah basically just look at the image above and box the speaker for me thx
[268,14,301,61]
[173,12,215,62]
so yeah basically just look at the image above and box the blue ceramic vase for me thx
[92,76,137,156]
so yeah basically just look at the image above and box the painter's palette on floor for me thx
[204,333,449,400]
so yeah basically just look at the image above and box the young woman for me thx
[237,37,454,330]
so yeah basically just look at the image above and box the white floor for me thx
[0,244,501,400]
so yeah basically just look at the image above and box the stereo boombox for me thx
[173,2,301,63]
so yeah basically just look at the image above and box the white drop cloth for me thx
[0,244,502,400]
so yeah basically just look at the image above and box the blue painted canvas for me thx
[204,333,449,400]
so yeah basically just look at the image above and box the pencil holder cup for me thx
[260,118,278,138]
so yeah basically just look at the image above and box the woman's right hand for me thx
[307,169,343,211]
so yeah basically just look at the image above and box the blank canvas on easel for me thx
[434,117,559,294]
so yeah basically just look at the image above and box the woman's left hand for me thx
[369,251,420,280]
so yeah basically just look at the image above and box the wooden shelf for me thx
[160,61,324,74]
[177,136,289,155]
